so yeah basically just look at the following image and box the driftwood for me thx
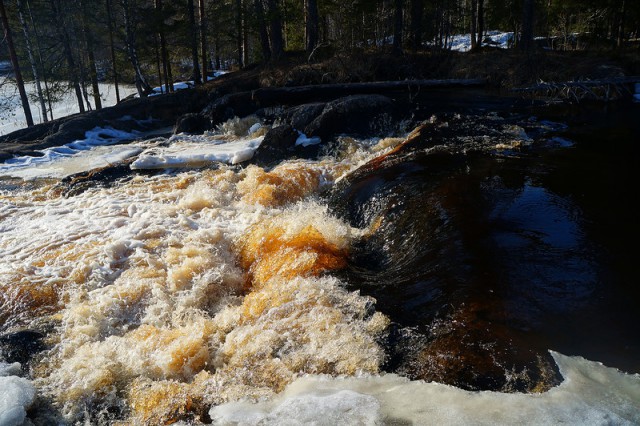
[251,79,487,106]
[512,77,640,103]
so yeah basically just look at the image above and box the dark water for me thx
[330,103,640,391]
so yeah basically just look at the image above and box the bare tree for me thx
[410,0,423,52]
[49,0,85,112]
[1,0,34,127]
[154,0,173,93]
[392,0,403,54]
[121,0,153,96]
[305,0,319,54]
[106,0,121,101]
[266,0,283,58]
[15,0,47,121]
[187,0,201,83]
[80,0,102,109]
[520,0,534,51]
[254,0,271,61]
[199,0,207,80]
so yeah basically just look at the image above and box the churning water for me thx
[0,105,638,425]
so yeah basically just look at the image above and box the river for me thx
[0,96,639,424]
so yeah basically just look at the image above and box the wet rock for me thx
[252,124,323,166]
[204,92,259,126]
[174,113,211,134]
[304,94,395,139]
[41,116,104,148]
[59,158,139,197]
[0,330,46,367]
[281,102,326,130]
[252,125,300,166]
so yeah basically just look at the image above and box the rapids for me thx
[0,107,639,424]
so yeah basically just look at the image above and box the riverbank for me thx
[1,48,639,162]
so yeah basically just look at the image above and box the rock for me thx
[304,94,395,139]
[204,92,259,126]
[281,102,326,130]
[0,330,46,367]
[174,113,211,134]
[40,115,105,148]
[252,125,300,166]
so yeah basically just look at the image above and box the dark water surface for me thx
[331,103,640,391]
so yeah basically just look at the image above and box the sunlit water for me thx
[0,107,638,424]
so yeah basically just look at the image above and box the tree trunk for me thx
[520,0,534,51]
[50,0,85,112]
[470,0,477,50]
[25,0,53,119]
[266,0,284,58]
[199,0,207,80]
[155,34,164,93]
[617,0,626,48]
[155,0,173,93]
[0,0,34,127]
[16,0,47,122]
[80,0,102,110]
[242,1,249,66]
[106,0,121,102]
[305,0,319,54]
[477,0,484,48]
[392,0,403,54]
[254,0,271,61]
[187,0,202,84]
[235,0,243,67]
[410,0,423,52]
[122,0,153,96]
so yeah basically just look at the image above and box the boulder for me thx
[252,125,299,166]
[281,102,326,130]
[304,94,395,139]
[174,113,211,134]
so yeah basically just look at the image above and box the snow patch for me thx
[295,132,321,147]
[0,362,36,426]
[130,135,263,169]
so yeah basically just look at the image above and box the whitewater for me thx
[0,88,639,424]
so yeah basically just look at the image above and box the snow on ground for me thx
[0,80,138,136]
[149,71,228,96]
[446,30,514,52]
[634,83,640,103]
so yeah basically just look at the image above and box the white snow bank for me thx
[0,362,36,426]
[130,135,263,169]
[210,351,640,425]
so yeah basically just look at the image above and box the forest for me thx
[1,0,639,128]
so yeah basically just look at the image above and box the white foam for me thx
[210,351,640,425]
[0,363,36,426]
[130,135,263,169]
